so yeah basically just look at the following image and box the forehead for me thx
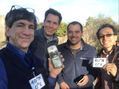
[14,19,34,25]
[68,24,81,31]
[45,14,59,21]
[99,27,114,34]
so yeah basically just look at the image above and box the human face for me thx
[6,20,35,52]
[98,27,117,51]
[43,13,60,37]
[67,24,83,46]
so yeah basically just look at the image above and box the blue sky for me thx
[0,0,118,24]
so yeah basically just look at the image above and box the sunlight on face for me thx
[6,20,35,52]
[99,27,117,51]
[67,24,83,45]
[43,14,60,37]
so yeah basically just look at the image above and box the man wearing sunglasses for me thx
[0,6,62,89]
[95,24,119,89]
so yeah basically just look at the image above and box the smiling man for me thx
[57,21,97,89]
[29,8,62,72]
[95,24,119,89]
[0,6,62,89]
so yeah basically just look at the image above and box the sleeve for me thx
[48,76,57,89]
[112,50,119,82]
[0,58,8,89]
[57,72,64,84]
[86,74,95,87]
[114,57,119,82]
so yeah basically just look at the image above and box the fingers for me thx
[103,63,117,76]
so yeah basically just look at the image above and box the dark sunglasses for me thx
[98,34,114,39]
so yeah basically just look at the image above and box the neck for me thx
[70,42,81,50]
[104,46,113,54]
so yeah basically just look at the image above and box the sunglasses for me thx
[10,5,35,13]
[98,34,114,39]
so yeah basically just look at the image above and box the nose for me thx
[49,23,54,28]
[22,27,32,35]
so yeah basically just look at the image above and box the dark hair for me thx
[67,21,83,32]
[96,24,118,39]
[5,5,37,29]
[44,8,62,24]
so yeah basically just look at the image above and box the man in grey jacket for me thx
[57,21,97,89]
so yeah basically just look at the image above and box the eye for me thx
[16,23,24,27]
[29,25,35,30]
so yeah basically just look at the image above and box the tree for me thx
[83,15,119,51]
[56,22,67,37]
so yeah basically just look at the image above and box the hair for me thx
[96,24,118,39]
[44,8,62,24]
[67,21,83,32]
[5,6,37,29]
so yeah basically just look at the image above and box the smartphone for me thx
[74,75,84,84]
[47,45,63,68]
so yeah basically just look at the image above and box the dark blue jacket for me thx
[0,43,56,89]
[57,40,97,89]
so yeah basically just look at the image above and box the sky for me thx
[0,0,119,24]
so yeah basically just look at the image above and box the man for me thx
[95,24,119,89]
[57,21,97,89]
[30,8,62,71]
[0,5,62,89]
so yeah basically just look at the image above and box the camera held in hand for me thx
[47,45,63,68]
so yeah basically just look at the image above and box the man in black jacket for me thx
[95,24,119,89]
[29,8,62,72]
[0,5,62,89]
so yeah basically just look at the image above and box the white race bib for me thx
[29,74,45,89]
[93,58,107,68]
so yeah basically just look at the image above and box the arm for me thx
[48,59,63,89]
[0,59,8,89]
[57,71,70,89]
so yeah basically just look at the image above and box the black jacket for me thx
[95,45,119,89]
[0,47,49,89]
[29,29,58,71]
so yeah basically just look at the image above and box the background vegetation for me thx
[0,15,119,51]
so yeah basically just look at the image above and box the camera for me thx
[47,45,63,68]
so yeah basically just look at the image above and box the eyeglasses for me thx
[98,34,114,39]
[10,5,35,13]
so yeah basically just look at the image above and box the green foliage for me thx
[56,22,67,37]
[84,15,119,52]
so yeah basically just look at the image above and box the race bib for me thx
[29,74,45,89]
[93,58,107,68]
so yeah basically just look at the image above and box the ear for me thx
[5,26,10,37]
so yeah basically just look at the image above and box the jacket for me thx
[0,43,56,89]
[57,40,97,89]
[95,45,119,89]
[29,29,58,71]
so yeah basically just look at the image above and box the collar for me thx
[6,43,26,60]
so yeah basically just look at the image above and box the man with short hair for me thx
[57,21,97,89]
[95,24,119,89]
[0,5,62,89]
[30,8,62,71]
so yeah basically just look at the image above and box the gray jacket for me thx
[57,40,97,89]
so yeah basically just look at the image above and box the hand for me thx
[103,63,117,76]
[48,58,63,78]
[60,82,70,89]
[77,75,89,87]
